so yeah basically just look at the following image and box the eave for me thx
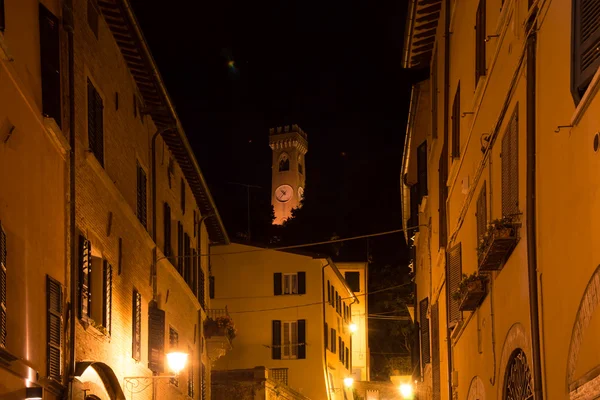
[403,0,442,69]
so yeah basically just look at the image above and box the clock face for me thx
[275,185,293,203]
[298,186,304,199]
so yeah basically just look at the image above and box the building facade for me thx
[0,1,69,398]
[210,243,357,400]
[269,125,307,225]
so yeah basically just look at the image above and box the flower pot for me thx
[459,279,487,311]
[478,226,518,271]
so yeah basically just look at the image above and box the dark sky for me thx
[130,0,426,262]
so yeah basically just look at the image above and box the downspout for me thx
[526,26,544,400]
[321,261,332,400]
[63,0,76,395]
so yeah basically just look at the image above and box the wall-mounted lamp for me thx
[399,382,414,399]
[26,387,43,399]
[349,323,358,333]
[124,351,189,395]
[344,377,354,388]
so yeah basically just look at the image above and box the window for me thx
[0,222,6,348]
[345,272,360,293]
[163,203,172,257]
[115,92,119,110]
[39,5,61,127]
[420,298,430,364]
[572,0,600,103]
[177,222,183,274]
[169,327,179,386]
[181,178,186,214]
[327,280,331,303]
[117,237,123,275]
[148,302,165,373]
[137,163,147,228]
[501,108,519,217]
[417,141,428,203]
[0,0,5,32]
[438,151,448,248]
[209,276,215,299]
[184,233,191,283]
[278,152,290,172]
[431,303,441,400]
[102,261,112,334]
[324,322,329,349]
[47,276,63,381]
[167,158,174,189]
[270,368,289,385]
[346,347,349,369]
[451,83,461,158]
[87,79,104,166]
[272,319,306,359]
[338,337,342,361]
[132,290,142,361]
[78,236,91,319]
[87,0,98,38]
[330,328,336,353]
[274,272,306,295]
[447,244,462,325]
[503,349,533,399]
[187,346,194,397]
[201,364,207,400]
[198,256,206,309]
[475,0,487,85]
[476,182,487,241]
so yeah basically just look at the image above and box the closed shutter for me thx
[132,290,141,361]
[0,0,5,32]
[188,346,194,397]
[163,203,171,257]
[102,261,112,334]
[501,108,519,217]
[148,303,165,372]
[181,178,186,214]
[0,222,6,347]
[46,276,62,381]
[475,0,487,84]
[346,347,349,369]
[184,233,191,283]
[327,281,331,303]
[87,79,104,166]
[431,303,441,400]
[272,320,282,359]
[177,222,183,274]
[209,276,215,299]
[476,182,487,241]
[136,163,147,228]
[420,297,430,363]
[201,363,207,400]
[39,5,61,127]
[198,260,205,309]
[79,235,91,319]
[417,141,428,203]
[432,50,438,139]
[324,322,329,349]
[298,271,306,294]
[298,319,306,359]
[438,152,448,248]
[452,83,461,158]
[331,329,336,353]
[274,273,282,295]
[447,244,462,324]
[573,0,600,102]
[339,337,342,360]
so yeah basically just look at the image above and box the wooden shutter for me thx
[87,79,104,166]
[327,281,331,303]
[346,347,349,369]
[187,345,194,397]
[573,0,600,102]
[163,203,171,257]
[184,233,191,283]
[502,108,519,217]
[438,152,448,248]
[0,222,6,347]
[198,259,205,309]
[274,273,282,295]
[475,0,487,85]
[331,328,335,352]
[46,276,62,381]
[148,303,165,372]
[272,320,282,359]
[0,0,5,32]
[209,276,215,299]
[118,237,123,275]
[451,83,461,158]
[298,271,306,294]
[181,178,186,214]
[177,222,183,274]
[102,261,112,334]
[432,50,438,139]
[447,244,462,324]
[298,319,306,359]
[417,141,428,203]
[338,337,342,360]
[39,5,61,127]
[79,235,91,319]
[136,163,147,228]
[201,363,207,400]
[132,290,141,361]
[324,322,329,350]
[476,182,488,241]
[431,303,441,400]
[420,298,430,363]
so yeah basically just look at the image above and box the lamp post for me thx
[399,382,415,399]
[123,351,189,395]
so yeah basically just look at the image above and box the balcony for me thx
[205,308,235,362]
[478,218,519,271]
[269,368,289,385]
[458,276,487,312]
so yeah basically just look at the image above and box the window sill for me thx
[43,117,70,161]
[571,67,600,126]
[80,318,111,342]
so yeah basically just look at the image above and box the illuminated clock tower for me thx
[269,124,308,225]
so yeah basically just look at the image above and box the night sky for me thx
[130,1,426,262]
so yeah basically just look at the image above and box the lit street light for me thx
[344,377,354,388]
[349,323,358,333]
[399,383,414,399]
[166,351,188,375]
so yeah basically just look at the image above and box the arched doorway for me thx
[467,376,485,400]
[502,349,533,400]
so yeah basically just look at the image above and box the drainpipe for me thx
[526,27,544,400]
[321,261,332,400]
[63,0,76,395]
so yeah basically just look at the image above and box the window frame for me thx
[283,273,298,295]
[87,78,104,166]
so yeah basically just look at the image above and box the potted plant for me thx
[478,216,519,271]
[452,273,487,311]
[204,315,237,340]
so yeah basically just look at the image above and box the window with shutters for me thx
[282,321,299,359]
[148,302,165,372]
[274,272,306,295]
[169,327,179,386]
[572,0,600,103]
[163,203,172,257]
[177,222,183,275]
[78,235,111,335]
[431,303,441,400]
[272,319,306,360]
[201,363,207,400]
[346,347,349,369]
[0,222,6,348]
[87,79,104,166]
[187,346,194,397]
[452,83,461,158]
[432,50,438,139]
[0,0,5,33]
[102,261,112,334]
[47,276,62,381]
[476,182,487,241]
[330,328,337,353]
[501,108,519,217]
[209,276,215,299]
[136,163,147,228]
[39,5,61,127]
[447,244,463,325]
[324,322,329,349]
[79,236,92,319]
[184,233,191,284]
[438,152,448,248]
[420,298,430,364]
[198,260,206,309]
[87,0,98,38]
[417,141,428,203]
[327,280,331,303]
[181,178,186,214]
[132,290,142,361]
[284,273,298,294]
[475,0,487,85]
[345,272,360,293]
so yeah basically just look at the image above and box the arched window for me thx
[503,349,533,400]
[278,153,290,172]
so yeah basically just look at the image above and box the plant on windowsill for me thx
[452,272,487,312]
[477,216,520,271]
[204,315,237,340]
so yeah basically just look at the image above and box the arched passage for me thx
[74,361,126,400]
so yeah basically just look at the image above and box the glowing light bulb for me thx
[167,351,188,375]
[349,323,358,333]
[344,377,354,388]
[399,383,414,398]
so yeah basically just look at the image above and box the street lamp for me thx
[124,351,189,395]
[343,377,354,388]
[349,322,358,333]
[399,383,414,399]
[166,351,188,375]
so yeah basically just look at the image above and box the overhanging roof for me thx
[403,0,442,69]
[97,0,229,245]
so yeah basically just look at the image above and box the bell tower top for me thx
[269,124,308,225]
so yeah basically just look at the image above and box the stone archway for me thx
[74,361,126,400]
[467,376,485,400]
[496,323,534,399]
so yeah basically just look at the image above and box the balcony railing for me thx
[205,307,235,362]
[269,368,289,385]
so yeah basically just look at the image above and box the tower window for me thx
[279,153,290,172]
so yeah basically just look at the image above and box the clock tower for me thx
[269,124,308,225]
